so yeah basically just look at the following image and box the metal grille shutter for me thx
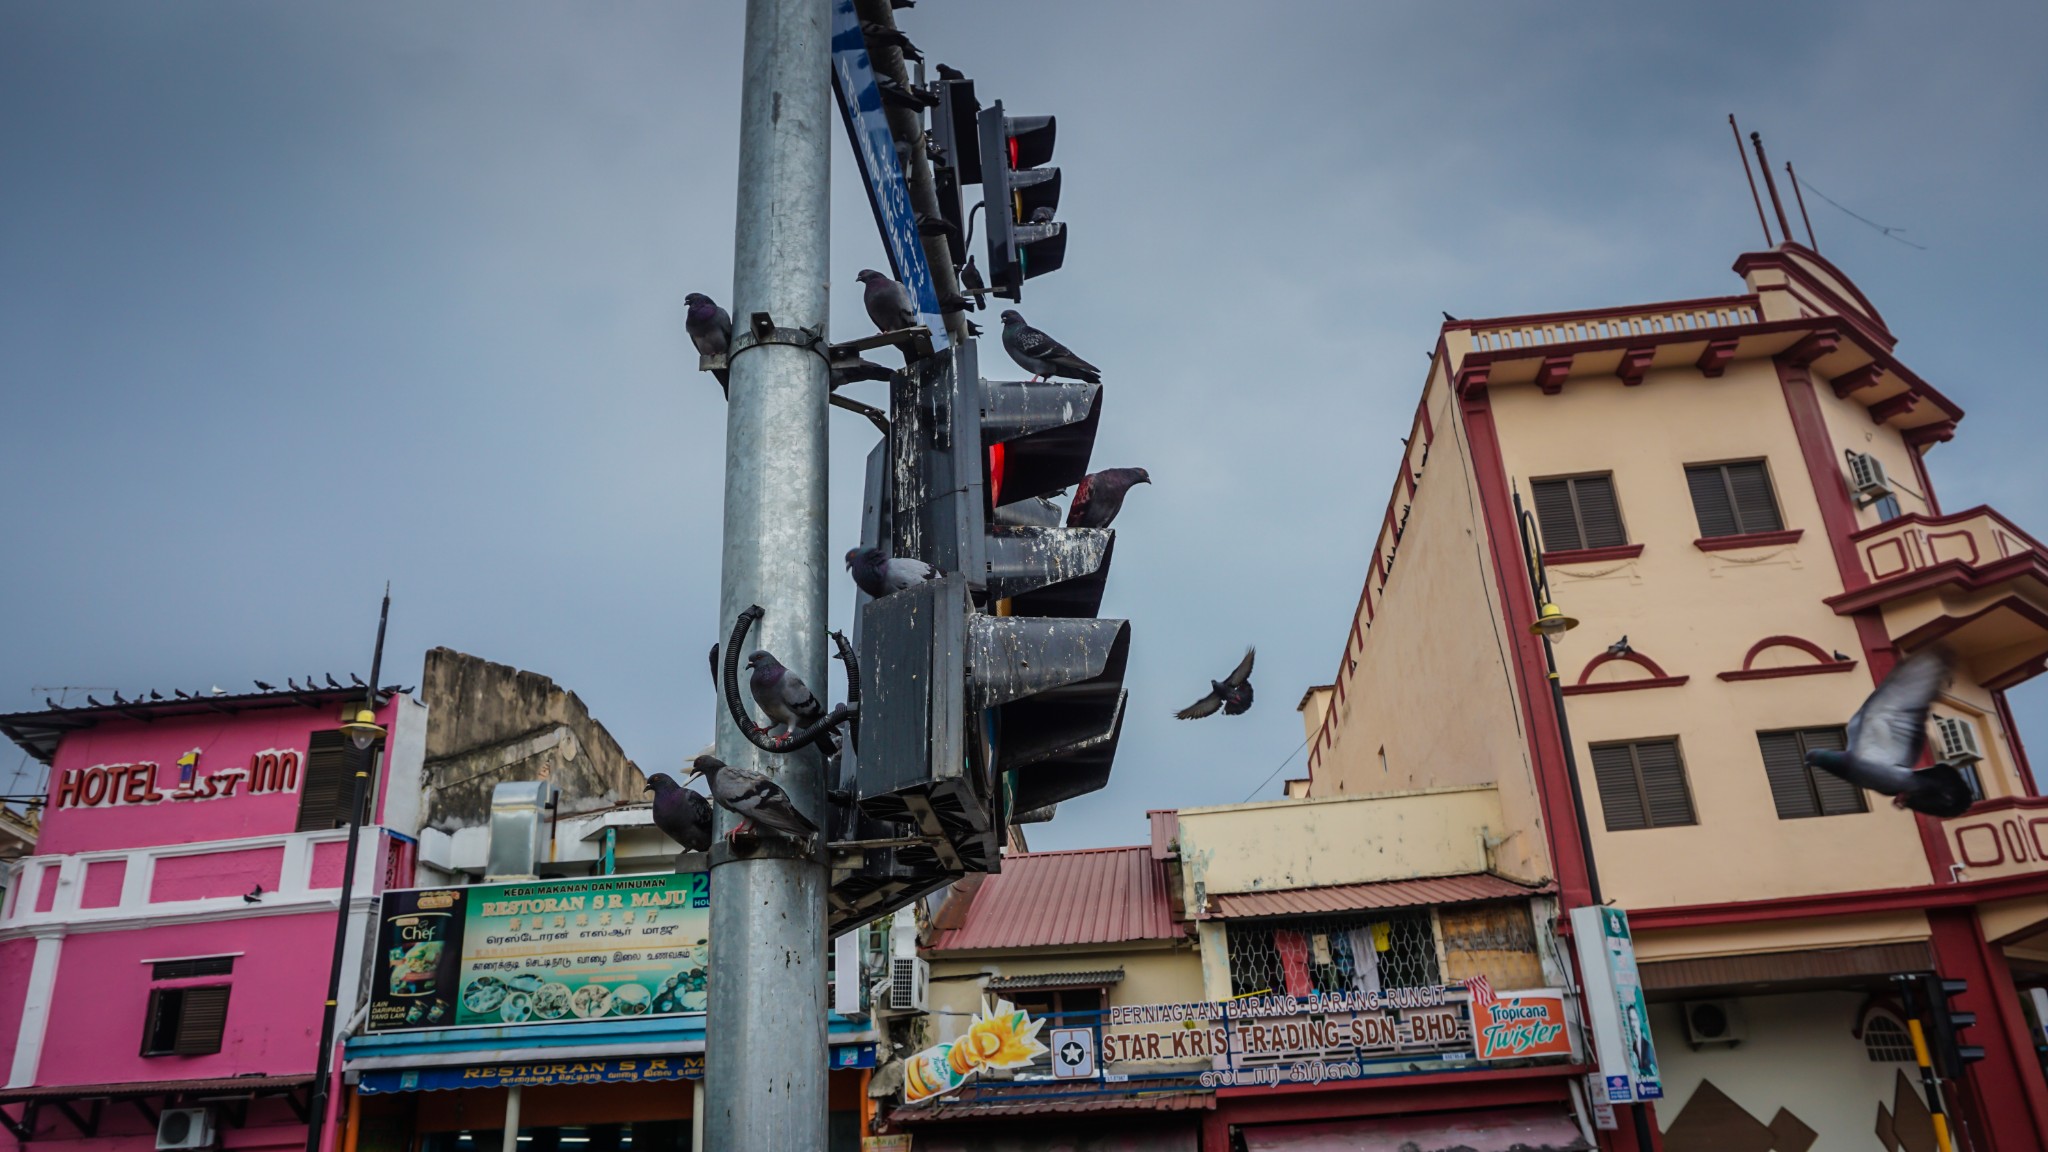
[1758,731,1820,819]
[1531,479,1583,552]
[172,986,230,1055]
[1634,740,1697,827]
[1802,727,1865,816]
[1590,744,1648,831]
[1726,461,1784,533]
[1686,465,1740,538]
[1572,475,1628,549]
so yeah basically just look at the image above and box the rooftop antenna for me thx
[1750,130,1795,248]
[1729,115,1772,246]
[1786,161,1818,252]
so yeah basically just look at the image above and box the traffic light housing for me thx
[1917,974,1986,1079]
[928,74,981,269]
[978,101,1066,300]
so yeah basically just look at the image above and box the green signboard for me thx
[368,872,710,1033]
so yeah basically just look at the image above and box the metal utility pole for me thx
[707,0,833,1149]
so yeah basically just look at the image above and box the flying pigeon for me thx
[687,754,818,848]
[858,269,919,335]
[1807,647,1975,818]
[1067,468,1151,530]
[685,292,732,395]
[959,256,987,309]
[861,21,922,62]
[1175,648,1256,720]
[746,650,832,750]
[846,547,938,600]
[645,772,714,854]
[1000,311,1100,383]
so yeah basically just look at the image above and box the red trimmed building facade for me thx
[1296,242,2048,1150]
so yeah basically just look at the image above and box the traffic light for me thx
[978,100,1066,300]
[1918,974,1986,1079]
[928,73,980,269]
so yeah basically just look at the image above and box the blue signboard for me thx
[829,0,948,349]
[358,1043,874,1093]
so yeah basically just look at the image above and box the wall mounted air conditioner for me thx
[1935,715,1984,764]
[1682,999,1746,1047]
[886,955,929,1014]
[1847,452,1892,506]
[156,1108,215,1151]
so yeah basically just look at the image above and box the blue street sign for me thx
[829,0,948,349]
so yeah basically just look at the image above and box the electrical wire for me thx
[1242,736,1310,803]
[1795,177,1927,250]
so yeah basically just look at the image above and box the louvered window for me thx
[1757,727,1866,819]
[1590,739,1696,830]
[1685,460,1784,538]
[1531,474,1627,552]
[296,730,371,831]
[142,986,230,1056]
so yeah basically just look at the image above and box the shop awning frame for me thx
[0,1075,314,1143]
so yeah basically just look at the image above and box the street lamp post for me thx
[304,589,391,1152]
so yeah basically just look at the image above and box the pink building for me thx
[0,686,427,1152]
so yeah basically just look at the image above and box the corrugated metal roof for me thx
[984,968,1124,992]
[0,1074,314,1103]
[1205,873,1549,919]
[894,1091,1213,1122]
[1639,941,1933,994]
[929,846,1180,951]
[0,685,391,764]
[1147,809,1179,860]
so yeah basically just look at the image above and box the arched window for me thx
[1864,1013,1915,1062]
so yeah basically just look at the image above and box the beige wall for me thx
[923,942,1205,1048]
[1486,361,1936,906]
[1632,912,1930,964]
[1174,786,1510,903]
[1304,372,1553,883]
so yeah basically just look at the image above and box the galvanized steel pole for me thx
[707,0,833,1149]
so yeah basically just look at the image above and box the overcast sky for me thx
[5,2,2047,850]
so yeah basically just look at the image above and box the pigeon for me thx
[934,63,965,82]
[959,256,987,309]
[1175,649,1257,720]
[1607,636,1631,657]
[846,547,939,600]
[350,672,367,687]
[1000,311,1100,383]
[687,754,818,848]
[87,695,106,707]
[45,697,58,709]
[747,650,829,738]
[288,678,302,692]
[1806,647,1975,819]
[326,673,343,689]
[243,884,264,904]
[857,269,919,335]
[1833,651,1852,663]
[149,690,164,701]
[1067,468,1151,530]
[113,691,128,704]
[862,21,922,62]
[709,644,722,692]
[685,292,733,395]
[174,689,192,700]
[1443,312,1460,324]
[645,772,714,854]
[1028,206,1056,224]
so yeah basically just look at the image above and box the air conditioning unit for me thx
[157,1108,215,1151]
[1683,999,1746,1047]
[886,956,929,1014]
[1847,452,1892,506]
[1935,716,1984,764]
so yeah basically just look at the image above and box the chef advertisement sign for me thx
[1569,905,1662,1103]
[367,872,710,1032]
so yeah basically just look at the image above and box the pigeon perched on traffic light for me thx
[846,547,938,599]
[959,256,987,309]
[645,772,714,854]
[1000,311,1100,383]
[1067,468,1151,529]
[687,754,818,849]
[747,649,836,753]
[1175,649,1256,720]
[685,293,733,395]
[858,269,919,335]
[1807,646,1976,819]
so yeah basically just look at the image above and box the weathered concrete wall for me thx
[419,647,641,831]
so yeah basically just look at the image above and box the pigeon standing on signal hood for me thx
[846,547,938,599]
[1067,468,1151,530]
[685,293,733,395]
[1175,648,1256,720]
[1806,646,1976,818]
[1000,311,1100,383]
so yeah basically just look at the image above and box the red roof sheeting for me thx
[1206,873,1549,919]
[929,846,1181,951]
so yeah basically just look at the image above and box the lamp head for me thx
[340,708,386,751]
[1530,602,1579,639]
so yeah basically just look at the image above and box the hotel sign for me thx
[53,748,302,809]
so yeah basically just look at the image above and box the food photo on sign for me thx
[902,998,1050,1104]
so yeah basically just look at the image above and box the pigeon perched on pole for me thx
[687,754,818,849]
[857,269,919,335]
[1806,646,1976,818]
[861,21,922,63]
[1000,311,1100,383]
[1175,649,1256,720]
[1067,468,1151,530]
[747,649,836,753]
[959,256,987,309]
[685,293,733,395]
[645,772,714,854]
[846,547,938,600]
